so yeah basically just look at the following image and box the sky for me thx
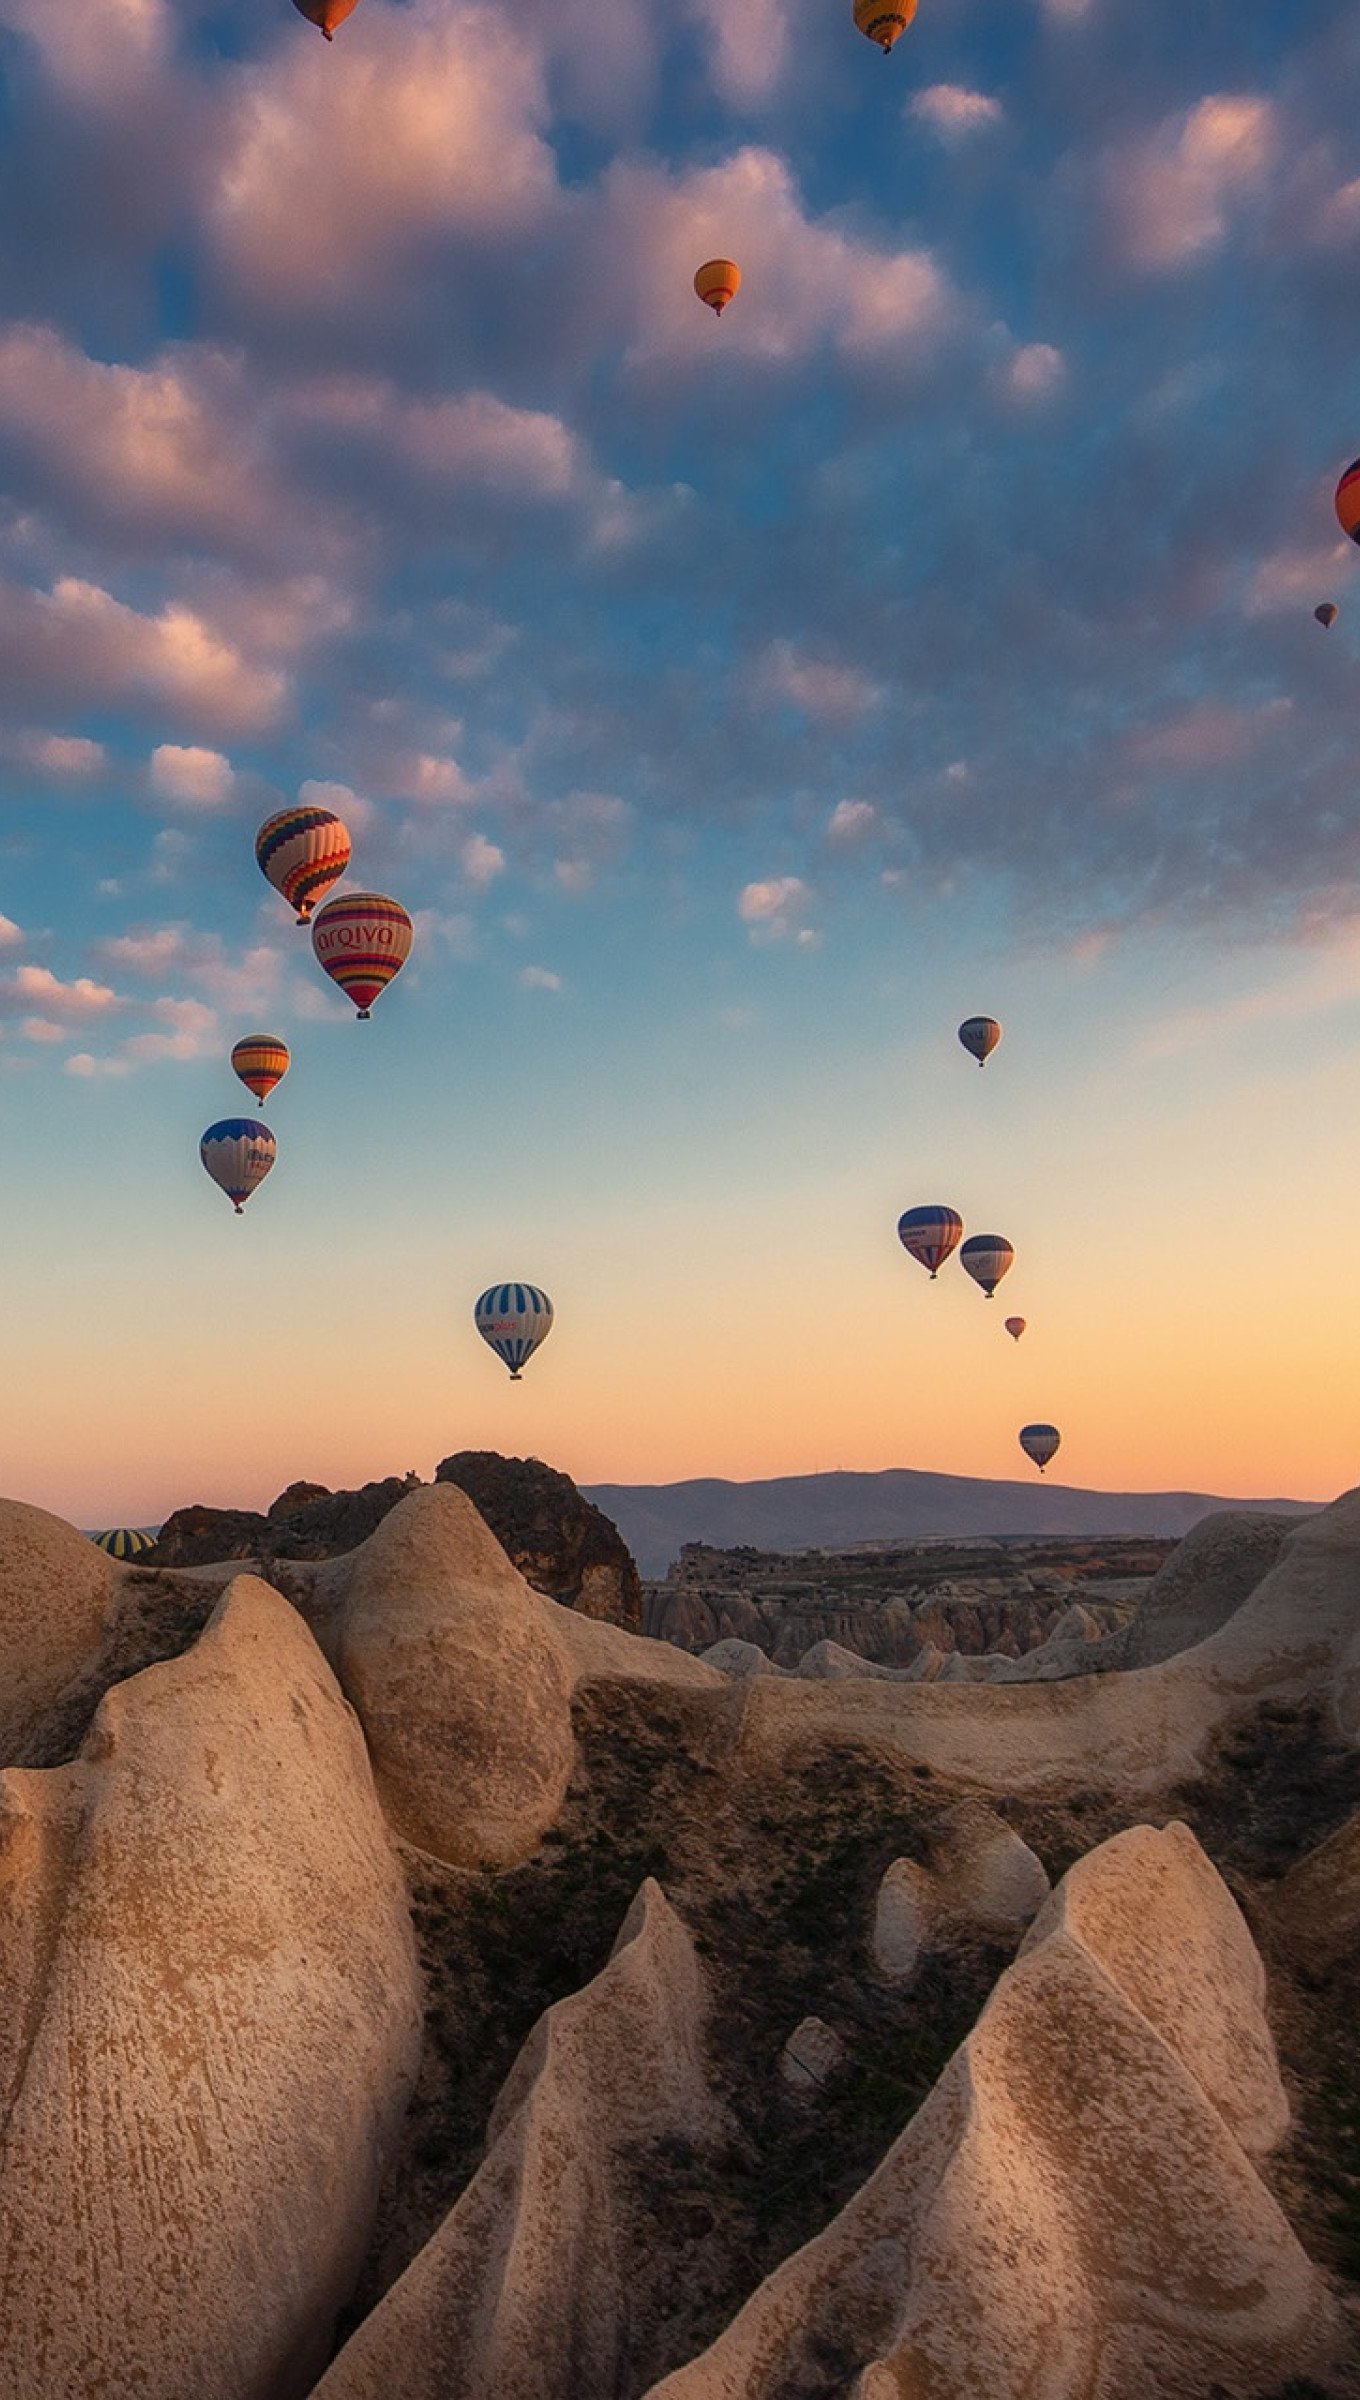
[0,0,1358,1525]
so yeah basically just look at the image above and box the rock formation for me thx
[434,1450,643,1631]
[642,1825,1344,2400]
[0,1576,422,2400]
[0,1497,117,1762]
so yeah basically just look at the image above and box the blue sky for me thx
[0,0,1358,1521]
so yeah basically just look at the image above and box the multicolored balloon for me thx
[1315,603,1339,629]
[1335,459,1360,546]
[256,804,352,926]
[474,1284,554,1380]
[960,1234,1014,1298]
[852,0,917,50]
[200,1119,277,1215]
[310,892,413,1019]
[694,259,741,316]
[1004,1316,1026,1342]
[231,1035,291,1107]
[292,0,362,34]
[897,1206,964,1279]
[958,1016,1002,1067]
[1019,1423,1061,1474]
[91,1528,156,1560]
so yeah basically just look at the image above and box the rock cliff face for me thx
[435,1451,643,1631]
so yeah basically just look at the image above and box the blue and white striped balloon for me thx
[474,1283,554,1380]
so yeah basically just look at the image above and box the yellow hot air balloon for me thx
[231,1035,291,1108]
[852,0,917,53]
[292,0,363,36]
[694,260,741,317]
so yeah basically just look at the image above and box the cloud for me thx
[757,640,879,723]
[149,742,234,809]
[123,993,218,1062]
[0,916,24,950]
[826,799,879,845]
[0,575,287,736]
[1245,539,1349,617]
[518,963,561,991]
[738,875,817,942]
[65,1051,131,1078]
[210,1,558,313]
[0,0,171,108]
[1108,96,1278,272]
[0,963,120,1019]
[1131,697,1292,774]
[21,1016,69,1044]
[2,729,105,776]
[297,775,377,837]
[461,832,506,889]
[910,86,1003,142]
[999,342,1066,404]
[94,923,285,1015]
[686,0,788,108]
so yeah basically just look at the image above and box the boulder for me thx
[268,1480,333,1521]
[930,1804,1050,1935]
[0,1498,117,1764]
[0,1576,422,2400]
[312,1881,732,2400]
[642,1825,1343,2400]
[148,1477,422,1569]
[434,1451,642,1631]
[779,2016,846,2093]
[870,1859,934,1982]
[700,1639,785,1677]
[1122,1509,1297,1667]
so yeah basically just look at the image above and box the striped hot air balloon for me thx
[474,1284,554,1380]
[897,1206,964,1279]
[91,1527,156,1559]
[231,1035,291,1107]
[958,1015,1002,1067]
[1336,459,1360,546]
[853,0,917,51]
[200,1119,277,1215]
[694,259,741,316]
[310,892,413,1019]
[960,1234,1014,1298]
[1019,1423,1061,1474]
[256,804,352,926]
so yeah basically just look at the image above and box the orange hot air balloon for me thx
[292,0,363,37]
[1335,459,1360,546]
[231,1035,291,1108]
[256,803,351,926]
[694,260,741,317]
[1004,1316,1026,1342]
[311,892,413,1019]
[852,0,917,52]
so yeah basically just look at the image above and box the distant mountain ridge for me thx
[580,1467,1317,1578]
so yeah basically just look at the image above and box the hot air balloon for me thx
[694,260,741,316]
[474,1284,554,1380]
[1019,1423,1060,1474]
[231,1034,291,1108]
[256,804,352,926]
[852,0,917,50]
[897,1206,963,1278]
[310,892,413,1019]
[292,0,362,31]
[958,1016,1002,1067]
[1336,459,1360,546]
[91,1528,156,1560]
[1004,1316,1026,1342]
[960,1234,1014,1298]
[1315,603,1339,629]
[200,1119,277,1215]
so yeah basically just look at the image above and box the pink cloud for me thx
[1109,96,1277,272]
[739,875,817,943]
[0,964,120,1019]
[1131,697,1292,774]
[0,575,287,736]
[910,86,1003,142]
[757,640,879,724]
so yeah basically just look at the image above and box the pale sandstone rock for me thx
[643,1824,1342,2400]
[932,1802,1050,1935]
[312,1879,732,2400]
[701,1639,786,1677]
[1268,1805,1360,1972]
[870,1858,934,1982]
[0,1497,117,1761]
[1123,1509,1296,1666]
[779,2015,846,2092]
[0,1575,422,2400]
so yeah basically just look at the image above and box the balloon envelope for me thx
[1019,1423,1060,1473]
[694,259,741,315]
[1004,1316,1026,1342]
[256,805,351,924]
[310,892,413,1018]
[1336,459,1360,546]
[960,1234,1014,1297]
[897,1206,963,1278]
[91,1527,156,1559]
[474,1283,554,1379]
[1315,602,1339,628]
[200,1118,276,1215]
[292,0,362,30]
[852,0,917,48]
[231,1034,291,1107]
[958,1015,1002,1066]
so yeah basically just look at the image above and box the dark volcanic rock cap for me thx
[434,1451,642,1631]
